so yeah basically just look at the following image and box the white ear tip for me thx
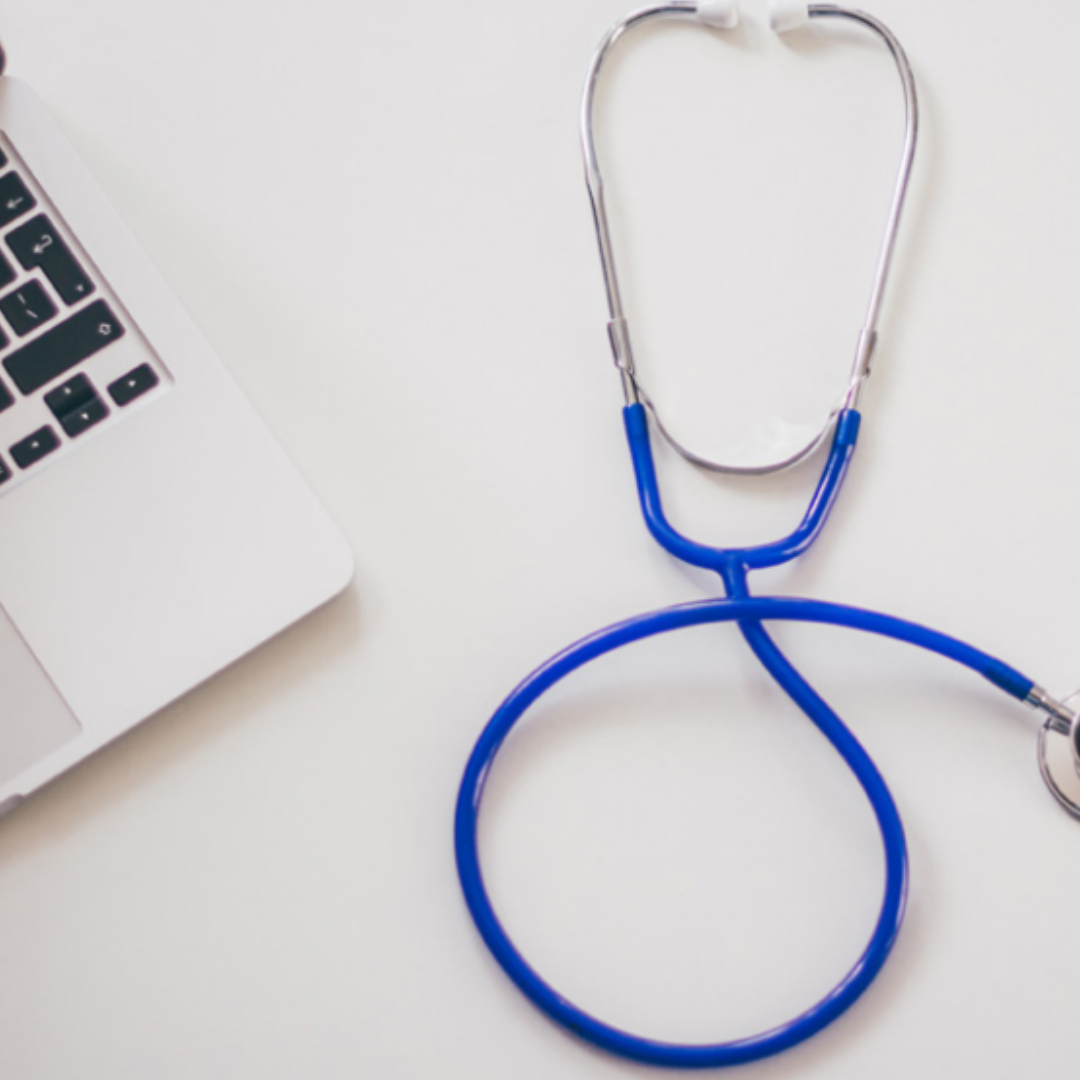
[769,0,810,33]
[696,0,740,30]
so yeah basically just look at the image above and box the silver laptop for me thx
[0,77,353,814]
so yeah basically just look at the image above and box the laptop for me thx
[0,76,353,814]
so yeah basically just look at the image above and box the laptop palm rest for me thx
[0,601,80,786]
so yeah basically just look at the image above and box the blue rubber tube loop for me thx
[454,596,1034,1068]
[456,406,1035,1067]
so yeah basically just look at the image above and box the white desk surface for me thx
[1,1,1077,1076]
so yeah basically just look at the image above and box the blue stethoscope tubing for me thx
[454,405,1036,1068]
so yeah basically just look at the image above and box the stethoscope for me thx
[455,1,1080,1069]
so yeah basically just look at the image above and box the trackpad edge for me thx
[0,601,82,786]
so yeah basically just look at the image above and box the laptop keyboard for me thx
[0,140,168,493]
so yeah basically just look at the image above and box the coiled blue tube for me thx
[454,596,1031,1067]
[455,407,1035,1067]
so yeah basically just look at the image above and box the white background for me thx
[0,0,1077,1076]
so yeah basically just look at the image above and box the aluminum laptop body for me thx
[0,77,353,813]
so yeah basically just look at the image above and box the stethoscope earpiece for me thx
[769,0,810,34]
[695,0,740,30]
[694,1,814,35]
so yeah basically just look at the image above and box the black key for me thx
[0,378,10,415]
[44,372,96,415]
[45,373,109,437]
[7,214,94,305]
[0,251,15,291]
[10,426,59,469]
[0,173,36,229]
[58,395,108,438]
[108,363,158,406]
[0,280,57,337]
[2,300,124,395]
[0,455,10,485]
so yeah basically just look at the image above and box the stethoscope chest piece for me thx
[1037,692,1080,819]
